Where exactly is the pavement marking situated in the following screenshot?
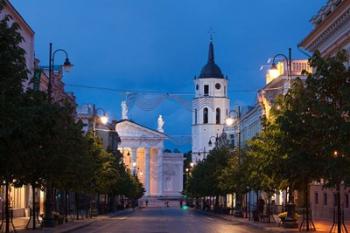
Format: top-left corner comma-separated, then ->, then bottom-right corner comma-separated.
114,217 -> 127,220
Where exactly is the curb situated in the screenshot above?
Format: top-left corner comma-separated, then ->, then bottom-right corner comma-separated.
193,209 -> 280,233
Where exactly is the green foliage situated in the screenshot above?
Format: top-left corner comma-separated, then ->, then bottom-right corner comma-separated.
305,51 -> 350,187
187,147 -> 230,197
0,1 -> 28,181
187,50 -> 350,204
219,150 -> 246,195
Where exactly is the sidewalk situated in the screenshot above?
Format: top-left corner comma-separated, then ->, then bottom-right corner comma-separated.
9,209 -> 134,233
195,209 -> 349,233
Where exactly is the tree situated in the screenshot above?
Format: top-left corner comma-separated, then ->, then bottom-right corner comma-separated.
305,51 -> 350,233
186,147 -> 230,210
219,149 -> 247,213
0,1 -> 28,231
16,90 -> 90,226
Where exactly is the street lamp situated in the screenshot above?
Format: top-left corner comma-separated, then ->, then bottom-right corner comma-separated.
228,107 -> 241,162
91,105 -> 109,137
226,107 -> 243,217
43,43 -> 73,228
47,43 -> 73,101
269,48 -> 292,89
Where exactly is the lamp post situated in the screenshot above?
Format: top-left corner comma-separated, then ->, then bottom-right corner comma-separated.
269,50 -> 298,228
226,106 -> 241,163
43,43 -> 73,228
77,104 -> 109,216
90,104 -> 109,138
268,48 -> 292,91
225,106 -> 243,217
47,43 -> 73,101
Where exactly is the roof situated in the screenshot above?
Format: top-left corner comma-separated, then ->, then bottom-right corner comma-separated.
198,41 -> 224,79
116,119 -> 167,138
298,0 -> 350,53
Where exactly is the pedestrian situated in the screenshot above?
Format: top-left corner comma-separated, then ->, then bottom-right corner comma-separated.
145,199 -> 149,207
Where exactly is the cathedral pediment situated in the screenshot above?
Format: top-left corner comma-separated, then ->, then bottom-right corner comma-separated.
116,120 -> 166,139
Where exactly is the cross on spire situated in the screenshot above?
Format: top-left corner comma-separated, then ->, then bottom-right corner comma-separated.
208,27 -> 215,42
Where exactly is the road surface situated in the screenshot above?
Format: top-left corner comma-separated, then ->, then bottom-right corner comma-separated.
74,207 -> 265,233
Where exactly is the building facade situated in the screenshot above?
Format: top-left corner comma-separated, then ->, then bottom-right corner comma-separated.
192,41 -> 230,163
299,0 -> 350,219
0,0 -> 76,218
299,0 -> 350,57
224,59 -> 310,210
0,0 -> 35,90
116,120 -> 183,198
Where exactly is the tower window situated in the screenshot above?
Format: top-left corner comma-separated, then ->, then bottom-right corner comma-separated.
215,83 -> 221,89
196,84 -> 199,90
216,108 -> 221,124
194,109 -> 198,124
203,108 -> 208,124
315,192 -> 319,205
324,193 -> 328,206
204,85 -> 209,96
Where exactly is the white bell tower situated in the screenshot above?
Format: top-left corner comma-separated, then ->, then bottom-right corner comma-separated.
192,40 -> 230,163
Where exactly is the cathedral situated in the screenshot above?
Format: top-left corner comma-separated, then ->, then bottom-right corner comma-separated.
192,41 -> 230,163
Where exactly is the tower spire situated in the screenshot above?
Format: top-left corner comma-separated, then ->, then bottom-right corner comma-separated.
208,41 -> 215,63
208,27 -> 215,63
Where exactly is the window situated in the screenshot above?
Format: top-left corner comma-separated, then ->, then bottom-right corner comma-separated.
203,108 -> 208,124
334,193 -> 338,207
204,85 -> 209,96
315,192 -> 319,205
216,108 -> 221,124
324,193 -> 328,206
196,84 -> 199,90
215,83 -> 221,89
224,86 -> 226,96
194,109 -> 197,124
346,194 -> 349,208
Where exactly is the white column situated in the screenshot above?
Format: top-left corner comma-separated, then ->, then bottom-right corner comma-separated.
157,148 -> 163,196
131,147 -> 137,175
145,148 -> 150,196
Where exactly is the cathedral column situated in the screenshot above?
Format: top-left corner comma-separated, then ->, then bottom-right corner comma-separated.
157,147 -> 163,196
131,147 -> 137,175
145,147 -> 151,196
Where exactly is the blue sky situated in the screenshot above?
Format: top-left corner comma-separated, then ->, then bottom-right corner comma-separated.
12,0 -> 325,151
